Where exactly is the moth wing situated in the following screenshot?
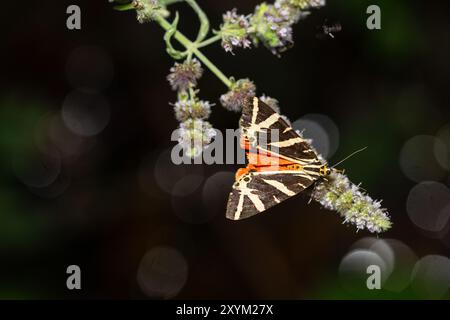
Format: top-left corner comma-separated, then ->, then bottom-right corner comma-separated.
226,170 -> 317,220
240,97 -> 320,164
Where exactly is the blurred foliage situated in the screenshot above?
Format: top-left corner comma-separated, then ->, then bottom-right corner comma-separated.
0,96 -> 50,250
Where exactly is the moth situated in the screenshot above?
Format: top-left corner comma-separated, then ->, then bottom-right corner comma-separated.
226,97 -> 333,220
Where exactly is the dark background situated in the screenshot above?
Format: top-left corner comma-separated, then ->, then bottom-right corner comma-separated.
1,0 -> 449,299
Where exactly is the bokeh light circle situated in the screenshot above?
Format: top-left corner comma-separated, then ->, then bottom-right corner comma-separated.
349,237 -> 394,280
292,114 -> 339,159
202,171 -> 235,219
339,249 -> 388,294
367,239 -> 395,276
440,221 -> 450,249
171,174 -> 204,197
48,114 -> 94,157
410,255 -> 450,299
150,149 -> 204,195
348,237 -> 418,292
436,124 -> 450,170
137,246 -> 188,299
12,150 -> 61,188
399,135 -> 446,182
62,90 -> 110,137
28,172 -> 71,198
382,239 -> 418,292
406,181 -> 450,232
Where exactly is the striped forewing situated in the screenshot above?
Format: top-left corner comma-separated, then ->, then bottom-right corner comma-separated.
226,170 -> 317,220
240,97 -> 320,163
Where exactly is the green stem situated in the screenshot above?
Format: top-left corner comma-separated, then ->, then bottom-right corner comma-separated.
160,0 -> 184,5
185,0 -> 209,43
161,0 -> 209,44
193,49 -> 231,88
113,3 -> 136,11
197,34 -> 222,48
156,15 -> 232,88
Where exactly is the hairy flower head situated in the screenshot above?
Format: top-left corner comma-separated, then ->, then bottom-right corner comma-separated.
288,0 -> 326,9
312,172 -> 392,233
132,0 -> 169,23
219,9 -> 252,53
220,79 -> 256,112
250,2 -> 299,54
248,0 -> 323,54
176,119 -> 216,158
167,58 -> 203,92
173,99 -> 212,122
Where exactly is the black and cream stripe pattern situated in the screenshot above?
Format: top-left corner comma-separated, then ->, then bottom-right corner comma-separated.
240,97 -> 320,163
226,97 -> 325,220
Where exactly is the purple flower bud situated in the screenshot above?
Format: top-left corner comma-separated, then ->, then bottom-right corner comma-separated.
220,79 -> 256,112
219,9 -> 252,54
173,99 -> 212,122
167,58 -> 203,92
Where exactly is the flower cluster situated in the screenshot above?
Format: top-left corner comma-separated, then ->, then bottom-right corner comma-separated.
311,172 -> 392,233
173,98 -> 212,122
131,0 -> 169,23
289,0 -> 326,10
251,1 -> 300,54
219,9 -> 252,53
175,118 -> 216,158
167,58 -> 203,91
220,78 -> 256,112
167,59 -> 215,158
218,0 -> 326,54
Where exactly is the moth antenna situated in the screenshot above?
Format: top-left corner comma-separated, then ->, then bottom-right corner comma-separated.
331,147 -> 368,168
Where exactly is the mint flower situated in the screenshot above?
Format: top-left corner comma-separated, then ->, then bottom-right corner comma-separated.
220,78 -> 256,112
248,0 -> 325,55
219,9 -> 252,53
289,0 -> 326,9
176,119 -> 216,158
250,2 -> 298,54
132,0 -> 169,23
173,99 -> 212,122
312,172 -> 392,233
167,58 -> 203,92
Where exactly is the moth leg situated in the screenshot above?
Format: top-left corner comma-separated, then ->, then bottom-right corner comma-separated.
308,182 -> 321,204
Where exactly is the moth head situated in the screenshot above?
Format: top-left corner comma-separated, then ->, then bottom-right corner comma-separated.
319,165 -> 332,176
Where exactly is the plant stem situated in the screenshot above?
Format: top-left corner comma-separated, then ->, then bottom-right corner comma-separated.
161,0 -> 209,43
184,0 -> 209,43
160,0 -> 184,5
197,34 -> 222,48
193,48 -> 231,88
155,15 -> 232,88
